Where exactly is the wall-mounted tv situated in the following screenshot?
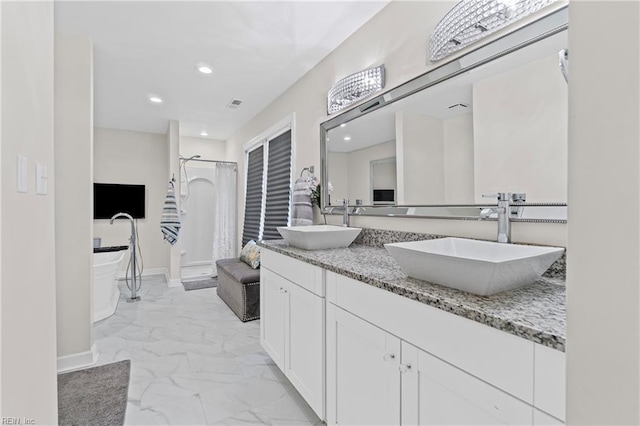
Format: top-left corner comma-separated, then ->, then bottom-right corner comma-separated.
373,189 -> 395,205
94,183 -> 146,219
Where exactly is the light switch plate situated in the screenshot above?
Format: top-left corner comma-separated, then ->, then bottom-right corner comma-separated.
17,155 -> 28,193
36,161 -> 48,195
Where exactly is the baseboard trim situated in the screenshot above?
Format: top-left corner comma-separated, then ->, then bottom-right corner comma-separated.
117,267 -> 168,281
168,278 -> 183,288
57,344 -> 98,373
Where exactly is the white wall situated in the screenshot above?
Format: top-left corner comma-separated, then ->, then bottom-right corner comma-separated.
444,113 -> 474,203
397,112 -> 445,204
473,53 -> 567,203
327,151 -> 348,205
567,1 -> 640,423
328,142 -> 395,205
1,2 -> 58,422
180,136 -> 226,161
226,1 -> 568,248
347,141 -> 395,205
94,128 -> 170,275
54,34 -> 94,360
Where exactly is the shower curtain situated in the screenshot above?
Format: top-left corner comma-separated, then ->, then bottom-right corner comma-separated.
212,163 -> 237,276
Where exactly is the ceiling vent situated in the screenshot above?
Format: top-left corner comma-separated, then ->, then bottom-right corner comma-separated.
448,103 -> 469,110
226,99 -> 243,109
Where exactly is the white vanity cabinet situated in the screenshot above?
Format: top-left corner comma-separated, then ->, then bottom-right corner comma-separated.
260,250 -> 325,418
260,247 -> 566,425
325,270 -> 566,426
324,304 -> 532,426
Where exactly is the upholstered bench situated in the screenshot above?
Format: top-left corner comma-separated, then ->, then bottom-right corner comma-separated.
216,258 -> 260,322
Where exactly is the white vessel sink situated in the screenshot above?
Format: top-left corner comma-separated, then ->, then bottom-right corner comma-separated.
385,238 -> 564,296
277,225 -> 362,250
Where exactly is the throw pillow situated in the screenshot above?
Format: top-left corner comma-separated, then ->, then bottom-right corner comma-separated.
239,240 -> 261,269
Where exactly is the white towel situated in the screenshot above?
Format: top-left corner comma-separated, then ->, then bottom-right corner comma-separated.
292,177 -> 314,226
160,181 -> 181,245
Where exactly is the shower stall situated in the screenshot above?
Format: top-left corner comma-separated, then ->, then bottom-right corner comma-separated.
179,156 -> 237,281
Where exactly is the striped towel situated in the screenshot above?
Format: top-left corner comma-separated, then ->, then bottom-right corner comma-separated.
292,177 -> 313,226
160,181 -> 181,245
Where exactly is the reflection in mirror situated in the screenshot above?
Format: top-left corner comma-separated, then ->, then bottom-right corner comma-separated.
371,156 -> 397,205
324,12 -> 568,222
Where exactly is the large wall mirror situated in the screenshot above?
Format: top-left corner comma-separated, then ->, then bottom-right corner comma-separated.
320,7 -> 568,222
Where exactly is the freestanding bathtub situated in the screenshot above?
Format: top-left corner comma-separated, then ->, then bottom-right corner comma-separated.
93,248 -> 127,322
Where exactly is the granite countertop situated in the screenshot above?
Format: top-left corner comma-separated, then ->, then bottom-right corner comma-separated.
258,240 -> 566,351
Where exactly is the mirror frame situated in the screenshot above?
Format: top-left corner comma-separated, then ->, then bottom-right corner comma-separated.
320,6 -> 568,223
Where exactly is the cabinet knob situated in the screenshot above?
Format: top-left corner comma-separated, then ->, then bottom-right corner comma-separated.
399,364 -> 412,373
383,353 -> 395,362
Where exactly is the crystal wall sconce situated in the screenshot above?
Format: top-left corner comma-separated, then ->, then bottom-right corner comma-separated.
429,0 -> 558,62
327,65 -> 385,114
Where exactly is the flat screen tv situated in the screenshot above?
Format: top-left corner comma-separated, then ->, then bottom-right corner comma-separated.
373,189 -> 395,205
94,183 -> 146,219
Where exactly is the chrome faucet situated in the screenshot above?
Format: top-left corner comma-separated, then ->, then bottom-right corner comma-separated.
110,212 -> 141,302
481,193 -> 512,243
342,198 -> 350,227
353,206 -> 366,215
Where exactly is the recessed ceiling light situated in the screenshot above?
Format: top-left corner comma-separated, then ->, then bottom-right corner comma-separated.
196,64 -> 214,74
340,123 -> 347,128
149,96 -> 163,104
344,136 -> 351,141
200,131 -> 209,137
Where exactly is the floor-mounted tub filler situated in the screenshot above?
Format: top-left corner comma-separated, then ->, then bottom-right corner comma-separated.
110,212 -> 142,303
93,249 -> 127,322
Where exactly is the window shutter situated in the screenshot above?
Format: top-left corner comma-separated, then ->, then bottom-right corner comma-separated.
262,130 -> 292,240
241,145 -> 264,246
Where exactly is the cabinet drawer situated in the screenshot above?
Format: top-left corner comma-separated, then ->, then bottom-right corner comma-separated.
534,344 -> 565,421
262,249 -> 324,296
328,271 -> 534,403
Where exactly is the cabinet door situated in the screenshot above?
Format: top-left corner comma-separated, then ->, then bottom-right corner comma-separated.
327,305 -> 401,425
401,342 -> 533,425
260,268 -> 285,370
285,281 -> 324,418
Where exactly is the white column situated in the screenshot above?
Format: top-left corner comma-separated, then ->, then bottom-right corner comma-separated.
167,120 -> 182,286
54,33 -> 96,369
567,1 -> 640,423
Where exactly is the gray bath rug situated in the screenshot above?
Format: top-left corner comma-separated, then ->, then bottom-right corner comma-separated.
183,276 -> 218,291
58,360 -> 130,426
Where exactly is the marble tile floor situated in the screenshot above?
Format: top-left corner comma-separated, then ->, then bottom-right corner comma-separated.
94,275 -> 322,425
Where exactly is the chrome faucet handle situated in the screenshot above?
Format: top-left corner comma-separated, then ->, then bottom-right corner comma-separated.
482,192 -> 510,201
511,193 -> 526,202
